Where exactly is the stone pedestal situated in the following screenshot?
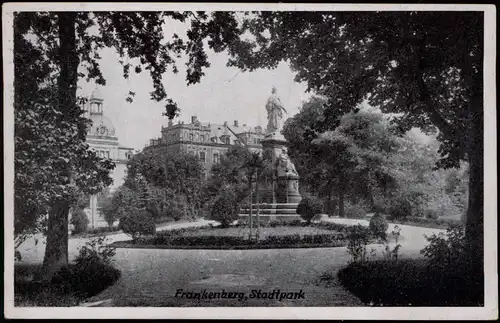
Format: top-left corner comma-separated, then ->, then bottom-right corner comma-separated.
239,133 -> 302,222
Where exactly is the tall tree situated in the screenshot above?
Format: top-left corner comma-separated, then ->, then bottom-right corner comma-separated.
283,97 -> 401,216
215,11 -> 483,266
14,13 -> 114,274
14,11 -> 239,278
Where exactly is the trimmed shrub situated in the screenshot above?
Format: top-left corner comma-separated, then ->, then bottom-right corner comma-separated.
119,209 -> 156,242
338,259 -> 483,306
369,213 -> 389,240
51,262 -> 121,299
210,189 -> 240,227
344,203 -> 367,219
70,208 -> 89,234
51,236 -> 120,299
296,195 -> 323,223
424,208 -> 439,220
388,197 -> 413,220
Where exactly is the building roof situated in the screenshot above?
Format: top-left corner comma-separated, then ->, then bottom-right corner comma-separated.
90,87 -> 104,101
87,113 -> 116,137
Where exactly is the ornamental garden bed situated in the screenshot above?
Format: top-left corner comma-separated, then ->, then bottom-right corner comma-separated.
110,220 -> 360,250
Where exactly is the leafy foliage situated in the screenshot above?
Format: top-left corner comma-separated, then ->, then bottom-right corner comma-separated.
70,208 -> 89,234
118,210 -> 156,242
296,194 -> 323,223
125,150 -> 206,221
210,189 -> 240,228
369,213 -> 389,240
420,224 -> 467,269
75,235 -> 117,267
346,225 -> 372,263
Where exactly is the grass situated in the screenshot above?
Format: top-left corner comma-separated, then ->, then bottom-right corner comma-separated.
337,259 -> 484,306
387,216 -> 462,230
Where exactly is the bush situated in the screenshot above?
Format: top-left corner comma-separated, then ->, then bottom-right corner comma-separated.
388,197 -> 413,220
346,225 -> 372,263
424,208 -> 440,220
70,208 -> 89,234
50,236 -> 120,299
51,262 -> 121,299
87,226 -> 120,235
420,224 -> 467,269
74,235 -> 117,266
210,189 -> 240,227
296,195 -> 323,223
344,203 -> 367,219
369,213 -> 389,240
119,209 -> 156,242
338,259 -> 483,306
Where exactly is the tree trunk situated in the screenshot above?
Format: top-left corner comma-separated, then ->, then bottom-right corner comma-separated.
40,201 -> 70,279
338,191 -> 345,218
41,12 -> 78,281
465,89 -> 483,275
255,169 -> 260,240
248,175 -> 253,240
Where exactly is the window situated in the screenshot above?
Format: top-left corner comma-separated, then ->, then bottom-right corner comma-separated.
200,135 -> 205,142
105,151 -> 110,159
189,133 -> 194,141
213,153 -> 219,164
199,151 -> 206,163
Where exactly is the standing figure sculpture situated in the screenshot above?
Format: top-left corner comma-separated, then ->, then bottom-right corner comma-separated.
266,86 -> 288,136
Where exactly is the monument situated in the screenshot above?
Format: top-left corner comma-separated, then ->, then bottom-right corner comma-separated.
240,87 -> 302,221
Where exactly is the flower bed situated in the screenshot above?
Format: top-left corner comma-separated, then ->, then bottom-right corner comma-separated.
111,221 -> 355,250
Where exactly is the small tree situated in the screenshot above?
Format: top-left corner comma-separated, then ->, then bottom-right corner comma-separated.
118,210 -> 156,242
210,189 -> 240,228
99,194 -> 116,227
296,195 -> 323,223
70,208 -> 90,234
369,212 -> 389,241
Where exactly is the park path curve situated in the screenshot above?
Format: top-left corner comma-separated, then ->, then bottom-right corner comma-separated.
78,217 -> 444,307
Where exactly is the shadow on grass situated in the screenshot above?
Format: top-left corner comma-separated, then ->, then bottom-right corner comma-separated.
336,259 -> 484,306
15,262 -> 121,307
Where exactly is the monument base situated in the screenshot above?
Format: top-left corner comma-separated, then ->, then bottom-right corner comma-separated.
239,203 -> 302,223
239,134 -> 302,222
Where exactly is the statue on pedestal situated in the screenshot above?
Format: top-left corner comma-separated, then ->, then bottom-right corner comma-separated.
266,86 -> 288,136
277,147 -> 298,178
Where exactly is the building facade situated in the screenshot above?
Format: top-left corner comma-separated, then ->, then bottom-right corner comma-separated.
144,116 -> 265,175
83,88 -> 136,228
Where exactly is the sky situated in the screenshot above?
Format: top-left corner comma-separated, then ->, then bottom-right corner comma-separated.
78,18 -> 311,150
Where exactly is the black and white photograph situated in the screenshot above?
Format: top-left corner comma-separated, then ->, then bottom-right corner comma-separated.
3,2 -> 497,320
